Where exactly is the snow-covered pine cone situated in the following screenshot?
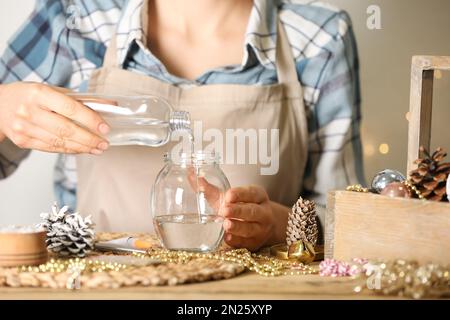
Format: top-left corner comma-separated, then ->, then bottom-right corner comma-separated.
39,203 -> 95,258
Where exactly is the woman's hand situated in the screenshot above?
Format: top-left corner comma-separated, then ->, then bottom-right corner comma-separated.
220,185 -> 281,252
186,171 -> 289,252
0,82 -> 110,154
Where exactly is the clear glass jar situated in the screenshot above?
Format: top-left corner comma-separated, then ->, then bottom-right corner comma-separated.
69,93 -> 191,147
150,151 -> 230,252
447,174 -> 450,200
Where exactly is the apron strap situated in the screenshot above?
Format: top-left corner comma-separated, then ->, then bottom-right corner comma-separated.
275,18 -> 299,85
103,35 -> 120,68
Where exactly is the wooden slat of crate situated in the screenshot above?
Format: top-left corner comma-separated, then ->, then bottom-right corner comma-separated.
326,191 -> 450,265
408,56 -> 450,173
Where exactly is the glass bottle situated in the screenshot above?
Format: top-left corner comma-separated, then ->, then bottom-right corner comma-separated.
70,93 -> 191,147
151,151 -> 230,252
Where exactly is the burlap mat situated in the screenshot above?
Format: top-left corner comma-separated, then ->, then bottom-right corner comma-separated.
0,233 -> 245,289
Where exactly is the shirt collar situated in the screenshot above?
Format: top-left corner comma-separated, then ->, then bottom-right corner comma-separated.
114,0 -> 147,66
114,0 -> 282,69
244,0 -> 280,68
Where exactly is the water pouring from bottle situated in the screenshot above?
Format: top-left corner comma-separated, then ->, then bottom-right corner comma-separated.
70,93 -> 228,252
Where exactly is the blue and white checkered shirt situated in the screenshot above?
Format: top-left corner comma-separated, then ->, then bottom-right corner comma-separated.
0,0 -> 364,210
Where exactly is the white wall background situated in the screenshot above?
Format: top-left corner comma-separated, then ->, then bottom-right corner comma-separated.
0,0 -> 57,225
1,0 -> 449,226
330,0 -> 450,176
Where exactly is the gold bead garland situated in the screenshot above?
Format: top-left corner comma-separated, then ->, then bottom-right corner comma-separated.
14,248 -> 317,290
18,258 -> 128,289
404,179 -> 425,200
19,258 -> 127,274
133,248 -> 318,277
346,184 -> 369,193
346,181 -> 425,200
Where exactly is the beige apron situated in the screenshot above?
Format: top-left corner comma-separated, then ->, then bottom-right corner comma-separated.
76,20 -> 309,232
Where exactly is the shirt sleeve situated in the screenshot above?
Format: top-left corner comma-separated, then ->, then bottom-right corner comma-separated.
0,0 -> 75,179
302,10 -> 365,210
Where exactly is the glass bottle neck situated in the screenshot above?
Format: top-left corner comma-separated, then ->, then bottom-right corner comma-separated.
169,111 -> 191,132
164,151 -> 220,166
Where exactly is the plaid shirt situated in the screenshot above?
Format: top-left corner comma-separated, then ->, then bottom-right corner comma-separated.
0,0 -> 364,210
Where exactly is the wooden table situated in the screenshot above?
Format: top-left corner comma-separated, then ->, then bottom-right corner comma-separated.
0,272 -> 391,300
0,233 -> 395,300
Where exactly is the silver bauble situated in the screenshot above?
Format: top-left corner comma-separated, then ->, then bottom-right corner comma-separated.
371,169 -> 406,193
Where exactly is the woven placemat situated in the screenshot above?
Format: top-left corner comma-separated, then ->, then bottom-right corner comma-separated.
0,233 -> 245,289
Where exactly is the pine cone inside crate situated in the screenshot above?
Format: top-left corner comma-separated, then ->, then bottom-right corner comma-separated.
286,197 -> 318,246
409,147 -> 450,201
39,203 -> 95,257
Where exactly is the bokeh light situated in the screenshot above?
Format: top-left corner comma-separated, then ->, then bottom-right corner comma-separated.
379,143 -> 390,155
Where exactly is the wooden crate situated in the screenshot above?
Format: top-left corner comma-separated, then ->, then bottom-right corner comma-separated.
325,56 -> 450,264
326,191 -> 450,264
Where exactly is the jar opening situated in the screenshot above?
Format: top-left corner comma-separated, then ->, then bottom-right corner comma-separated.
164,151 -> 220,166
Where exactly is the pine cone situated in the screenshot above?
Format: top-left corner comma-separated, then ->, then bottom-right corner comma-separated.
409,147 -> 450,201
39,203 -> 95,257
286,197 -> 318,246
